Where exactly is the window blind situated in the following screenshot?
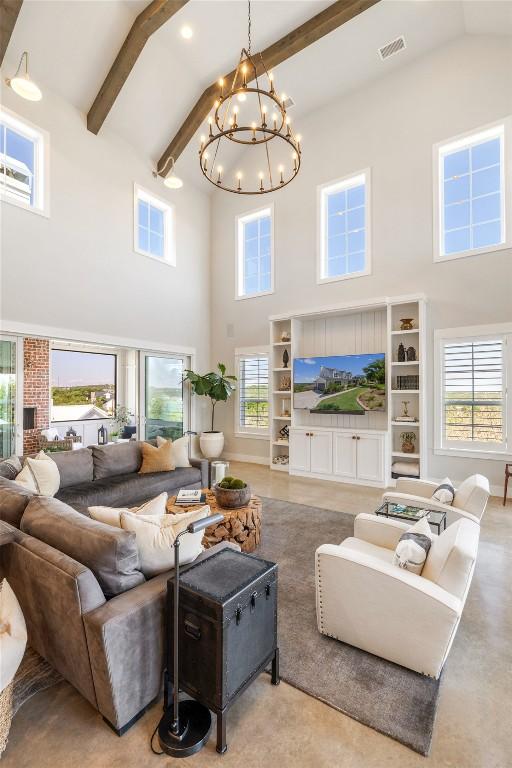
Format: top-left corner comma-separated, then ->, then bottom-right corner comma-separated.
443,338 -> 504,445
238,356 -> 269,430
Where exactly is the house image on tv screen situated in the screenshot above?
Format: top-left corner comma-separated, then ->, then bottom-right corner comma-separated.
293,354 -> 386,414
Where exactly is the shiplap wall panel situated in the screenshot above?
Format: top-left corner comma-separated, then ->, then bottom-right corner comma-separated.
294,309 -> 387,430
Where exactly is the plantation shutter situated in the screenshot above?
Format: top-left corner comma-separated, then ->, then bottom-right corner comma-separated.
238,356 -> 269,431
443,338 -> 505,447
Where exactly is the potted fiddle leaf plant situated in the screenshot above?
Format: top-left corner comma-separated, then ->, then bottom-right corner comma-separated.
183,363 -> 237,459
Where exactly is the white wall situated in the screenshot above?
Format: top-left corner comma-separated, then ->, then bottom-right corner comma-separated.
0,82 -> 211,384
210,35 -> 512,488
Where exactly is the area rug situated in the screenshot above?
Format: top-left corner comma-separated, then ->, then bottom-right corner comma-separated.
256,498 -> 441,756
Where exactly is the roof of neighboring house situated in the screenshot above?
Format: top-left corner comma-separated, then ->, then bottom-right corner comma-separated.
51,404 -> 109,421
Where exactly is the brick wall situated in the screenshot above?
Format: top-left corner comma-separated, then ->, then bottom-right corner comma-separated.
23,338 -> 50,453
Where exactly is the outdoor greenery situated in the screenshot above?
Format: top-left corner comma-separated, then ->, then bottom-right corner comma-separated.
313,386 -> 382,414
241,383 -> 269,428
183,363 -> 237,432
444,391 -> 502,442
52,384 -> 115,410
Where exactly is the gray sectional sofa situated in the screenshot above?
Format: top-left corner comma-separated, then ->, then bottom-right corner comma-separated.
0,441 -> 222,735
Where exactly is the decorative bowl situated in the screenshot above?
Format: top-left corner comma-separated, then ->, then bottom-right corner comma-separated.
213,483 -> 251,509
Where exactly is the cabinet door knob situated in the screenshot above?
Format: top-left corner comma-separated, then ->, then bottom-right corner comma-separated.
310,433 -> 314,437
352,435 -> 356,440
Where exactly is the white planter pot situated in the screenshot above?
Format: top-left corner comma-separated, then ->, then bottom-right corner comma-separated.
200,431 -> 225,459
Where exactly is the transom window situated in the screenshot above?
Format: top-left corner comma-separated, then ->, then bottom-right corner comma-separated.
236,352 -> 269,436
0,107 -> 48,216
318,170 -> 370,283
436,326 -> 511,458
236,207 -> 273,299
134,184 -> 175,265
435,121 -> 510,261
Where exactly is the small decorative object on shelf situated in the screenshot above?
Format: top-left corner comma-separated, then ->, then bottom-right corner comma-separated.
406,346 -> 417,361
280,331 -> 291,342
396,374 -> 419,390
272,454 -> 289,465
110,431 -> 119,443
281,398 -> 291,417
279,374 -> 291,391
400,431 -> 417,454
282,348 -> 289,368
97,425 -> 107,445
400,318 -> 414,331
397,343 -> 406,362
65,425 -> 77,438
279,425 -> 289,441
394,400 -> 417,422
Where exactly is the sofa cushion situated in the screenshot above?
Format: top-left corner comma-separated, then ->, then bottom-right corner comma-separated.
15,451 -> 60,496
453,474 -> 490,518
139,441 -> 175,474
56,466 -> 202,514
91,442 -> 142,480
20,496 -> 145,598
89,492 -> 168,527
422,519 -> 479,599
0,477 -> 36,528
50,448 -> 94,488
0,456 -> 22,480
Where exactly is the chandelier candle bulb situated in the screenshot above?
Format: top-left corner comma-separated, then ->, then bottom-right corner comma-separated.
218,78 -> 224,97
242,63 -> 247,87
217,166 -> 223,185
269,72 -> 275,93
208,116 -> 213,137
261,104 -> 267,128
236,172 -> 242,192
278,165 -> 284,184
251,122 -> 257,142
272,113 -> 278,130
259,172 -> 264,192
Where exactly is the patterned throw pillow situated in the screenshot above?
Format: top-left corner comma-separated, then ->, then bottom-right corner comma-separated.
431,477 -> 455,505
394,517 -> 433,575
0,456 -> 22,480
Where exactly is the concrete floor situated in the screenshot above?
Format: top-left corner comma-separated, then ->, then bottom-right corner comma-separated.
3,463 -> 511,767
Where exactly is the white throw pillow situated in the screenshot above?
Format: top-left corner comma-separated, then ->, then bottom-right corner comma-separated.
0,579 -> 27,692
393,517 -> 433,575
89,492 -> 168,528
156,435 -> 191,468
15,451 -> 60,496
120,504 -> 210,577
431,477 -> 455,505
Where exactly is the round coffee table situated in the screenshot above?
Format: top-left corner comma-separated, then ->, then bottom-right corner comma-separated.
167,488 -> 262,553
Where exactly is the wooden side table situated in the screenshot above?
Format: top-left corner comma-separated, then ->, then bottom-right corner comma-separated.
504,464 -> 512,506
167,489 -> 262,553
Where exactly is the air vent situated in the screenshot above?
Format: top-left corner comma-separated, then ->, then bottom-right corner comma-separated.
378,35 -> 406,61
283,96 -> 295,110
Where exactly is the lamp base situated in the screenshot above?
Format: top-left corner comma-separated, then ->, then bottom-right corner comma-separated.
158,700 -> 212,758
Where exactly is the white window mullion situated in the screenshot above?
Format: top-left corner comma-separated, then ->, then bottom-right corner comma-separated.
236,352 -> 269,437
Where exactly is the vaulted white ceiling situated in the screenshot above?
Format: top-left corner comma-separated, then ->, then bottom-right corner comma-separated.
3,0 -> 511,188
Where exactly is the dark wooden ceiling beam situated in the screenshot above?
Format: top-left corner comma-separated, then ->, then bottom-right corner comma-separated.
0,0 -> 23,66
87,0 -> 189,135
157,0 -> 380,174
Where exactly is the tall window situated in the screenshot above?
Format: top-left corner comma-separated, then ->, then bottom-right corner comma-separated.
436,328 -> 510,456
134,184 -> 175,264
51,350 -> 116,422
236,207 -> 273,298
236,352 -> 269,436
435,121 -> 510,261
0,107 -> 48,216
318,170 -> 370,283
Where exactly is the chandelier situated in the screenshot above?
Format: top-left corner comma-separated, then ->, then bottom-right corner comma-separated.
199,1 -> 302,195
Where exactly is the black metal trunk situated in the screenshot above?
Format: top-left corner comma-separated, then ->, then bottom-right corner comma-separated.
166,548 -> 278,714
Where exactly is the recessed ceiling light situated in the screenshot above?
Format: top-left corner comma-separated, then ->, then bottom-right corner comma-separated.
180,25 -> 193,40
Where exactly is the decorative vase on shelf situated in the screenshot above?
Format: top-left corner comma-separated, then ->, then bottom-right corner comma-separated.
400,318 -> 414,331
199,431 -> 225,459
397,343 -> 406,362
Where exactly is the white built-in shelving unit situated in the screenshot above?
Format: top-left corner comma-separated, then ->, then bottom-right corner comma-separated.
269,294 -> 427,484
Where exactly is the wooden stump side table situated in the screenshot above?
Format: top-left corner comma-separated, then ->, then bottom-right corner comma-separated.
167,489 -> 262,553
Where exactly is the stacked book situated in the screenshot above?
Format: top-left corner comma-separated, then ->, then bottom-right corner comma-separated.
175,489 -> 207,506
396,374 -> 419,390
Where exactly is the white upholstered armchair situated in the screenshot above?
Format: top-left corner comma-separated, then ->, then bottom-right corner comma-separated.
382,474 -> 490,526
315,513 -> 480,678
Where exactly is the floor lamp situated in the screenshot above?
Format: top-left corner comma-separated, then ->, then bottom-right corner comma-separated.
158,512 -> 224,758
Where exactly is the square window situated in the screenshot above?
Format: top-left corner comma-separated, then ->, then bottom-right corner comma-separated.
0,108 -> 48,215
319,172 -> 369,282
436,123 -> 508,260
134,185 -> 175,264
237,208 -> 273,298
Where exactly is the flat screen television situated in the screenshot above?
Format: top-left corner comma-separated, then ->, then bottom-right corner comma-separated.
293,353 -> 386,414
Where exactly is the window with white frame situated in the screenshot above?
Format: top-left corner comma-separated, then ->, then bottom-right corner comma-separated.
236,207 -> 273,298
0,107 -> 49,216
134,184 -> 175,264
436,327 -> 510,456
236,351 -> 269,436
318,170 -> 370,283
435,121 -> 511,261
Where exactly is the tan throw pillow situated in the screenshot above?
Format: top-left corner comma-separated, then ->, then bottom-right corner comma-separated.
120,505 -> 210,577
156,435 -> 191,468
89,492 -> 168,528
15,451 -> 60,496
139,441 -> 175,474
